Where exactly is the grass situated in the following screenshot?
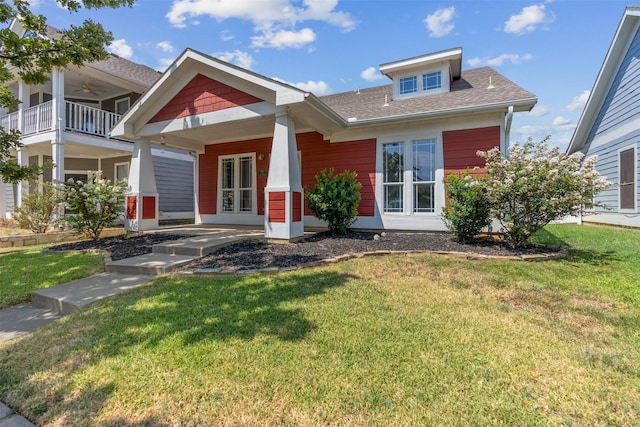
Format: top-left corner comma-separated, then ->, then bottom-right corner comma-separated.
0,247 -> 104,308
0,224 -> 639,425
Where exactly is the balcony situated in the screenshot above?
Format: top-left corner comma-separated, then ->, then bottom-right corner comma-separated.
0,100 -> 125,140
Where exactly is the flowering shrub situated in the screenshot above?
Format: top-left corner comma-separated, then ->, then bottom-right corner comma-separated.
442,170 -> 491,243
12,182 -> 58,234
58,173 -> 127,240
305,168 -> 362,235
477,136 -> 611,248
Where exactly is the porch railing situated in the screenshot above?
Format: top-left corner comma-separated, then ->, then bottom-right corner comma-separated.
0,100 -> 123,139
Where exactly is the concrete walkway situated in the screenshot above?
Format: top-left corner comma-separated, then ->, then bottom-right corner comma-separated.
0,225 -> 264,426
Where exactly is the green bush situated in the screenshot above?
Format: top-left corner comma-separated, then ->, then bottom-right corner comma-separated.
59,173 -> 127,240
12,182 -> 58,234
442,171 -> 491,243
305,168 -> 362,235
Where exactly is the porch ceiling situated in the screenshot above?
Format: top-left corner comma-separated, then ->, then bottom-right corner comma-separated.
19,140 -> 132,159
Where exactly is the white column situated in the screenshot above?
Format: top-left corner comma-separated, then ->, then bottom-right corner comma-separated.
264,110 -> 304,240
125,139 -> 159,231
51,68 -> 65,186
16,148 -> 29,207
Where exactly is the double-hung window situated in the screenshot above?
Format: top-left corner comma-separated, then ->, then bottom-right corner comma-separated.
220,154 -> 255,214
382,139 -> 437,214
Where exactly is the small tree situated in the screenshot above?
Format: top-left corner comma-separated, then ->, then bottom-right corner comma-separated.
305,168 -> 362,235
477,136 -> 611,248
58,173 -> 127,240
442,170 -> 491,243
12,182 -> 58,233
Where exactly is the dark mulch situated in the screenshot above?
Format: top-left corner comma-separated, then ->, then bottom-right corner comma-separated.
188,231 -> 561,271
47,233 -> 197,261
47,230 -> 562,270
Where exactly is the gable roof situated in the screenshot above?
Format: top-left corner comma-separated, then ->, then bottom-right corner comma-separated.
320,66 -> 536,124
567,5 -> 640,154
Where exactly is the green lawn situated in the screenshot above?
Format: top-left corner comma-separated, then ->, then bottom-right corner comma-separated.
0,247 -> 104,309
1,224 -> 639,425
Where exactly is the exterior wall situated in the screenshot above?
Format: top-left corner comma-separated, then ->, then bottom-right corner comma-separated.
149,74 -> 262,123
442,126 -> 499,176
580,27 -> 640,226
100,155 -> 130,183
153,154 -> 195,216
198,132 -> 376,225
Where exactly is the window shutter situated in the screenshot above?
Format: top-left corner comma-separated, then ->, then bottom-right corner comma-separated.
620,148 -> 636,210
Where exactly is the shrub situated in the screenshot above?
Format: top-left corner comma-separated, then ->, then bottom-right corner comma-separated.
442,170 -> 491,243
12,182 -> 58,234
58,173 -> 127,240
305,168 -> 362,235
477,136 -> 611,248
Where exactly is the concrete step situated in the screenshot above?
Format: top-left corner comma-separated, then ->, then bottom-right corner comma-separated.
105,253 -> 198,275
31,273 -> 152,316
152,235 -> 258,256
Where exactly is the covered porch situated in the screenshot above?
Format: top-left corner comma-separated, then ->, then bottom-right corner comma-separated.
111,49 -> 345,241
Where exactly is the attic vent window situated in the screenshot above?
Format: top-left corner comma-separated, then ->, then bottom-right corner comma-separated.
399,76 -> 417,94
423,72 -> 441,90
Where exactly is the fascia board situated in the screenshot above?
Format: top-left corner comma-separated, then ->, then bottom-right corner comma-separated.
568,8 -> 640,154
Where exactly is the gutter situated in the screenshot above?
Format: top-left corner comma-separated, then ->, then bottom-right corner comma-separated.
505,105 -> 514,151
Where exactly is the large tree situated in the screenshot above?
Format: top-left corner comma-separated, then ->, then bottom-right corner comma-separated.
0,0 -> 133,183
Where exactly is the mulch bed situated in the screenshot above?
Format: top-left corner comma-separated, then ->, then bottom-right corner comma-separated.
47,230 -> 564,269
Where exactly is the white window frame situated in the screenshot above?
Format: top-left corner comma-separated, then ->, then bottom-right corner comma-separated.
379,136 -> 442,216
399,76 -> 417,95
217,153 -> 257,215
618,144 -> 637,212
423,71 -> 442,91
114,162 -> 129,182
115,97 -> 130,115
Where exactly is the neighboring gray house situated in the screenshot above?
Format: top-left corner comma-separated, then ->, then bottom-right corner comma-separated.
0,20 -> 194,221
568,5 -> 640,227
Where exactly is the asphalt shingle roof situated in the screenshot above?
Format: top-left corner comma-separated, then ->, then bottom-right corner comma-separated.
320,67 -> 536,122
87,55 -> 161,88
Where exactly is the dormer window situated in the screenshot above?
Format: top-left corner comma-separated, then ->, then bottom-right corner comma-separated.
399,76 -> 417,95
423,72 -> 441,91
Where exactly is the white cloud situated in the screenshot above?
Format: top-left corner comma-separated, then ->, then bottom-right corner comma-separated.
566,90 -> 590,111
273,77 -> 332,95
156,41 -> 174,53
552,116 -> 571,126
251,27 -> 316,49
424,6 -> 455,38
157,58 -> 175,72
528,105 -> 549,117
108,39 -> 133,59
166,0 -> 355,49
361,66 -> 384,82
214,50 -> 256,70
466,53 -> 533,67
221,30 -> 234,41
504,4 -> 555,35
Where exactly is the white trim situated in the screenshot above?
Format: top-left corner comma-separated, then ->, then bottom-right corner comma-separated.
114,161 -> 129,182
618,143 -> 637,212
217,152 -> 257,215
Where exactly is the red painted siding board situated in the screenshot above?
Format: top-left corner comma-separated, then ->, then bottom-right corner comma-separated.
443,126 -> 500,174
126,196 -> 137,220
268,191 -> 286,223
150,74 -> 262,123
293,191 -> 302,222
142,196 -> 156,220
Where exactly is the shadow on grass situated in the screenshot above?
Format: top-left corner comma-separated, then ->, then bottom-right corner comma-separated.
0,270 -> 354,423
89,270 -> 355,353
531,227 -> 619,265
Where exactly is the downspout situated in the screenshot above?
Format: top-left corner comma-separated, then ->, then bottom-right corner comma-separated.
504,105 -> 514,153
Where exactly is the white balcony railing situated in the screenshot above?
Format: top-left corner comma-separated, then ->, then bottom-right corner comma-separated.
0,100 -> 123,139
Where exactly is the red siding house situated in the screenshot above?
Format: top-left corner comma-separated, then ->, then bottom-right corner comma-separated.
111,47 -> 537,240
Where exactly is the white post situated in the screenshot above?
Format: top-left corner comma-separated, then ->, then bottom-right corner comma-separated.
51,68 -> 65,186
264,110 -> 304,241
16,148 -> 29,207
125,139 -> 159,231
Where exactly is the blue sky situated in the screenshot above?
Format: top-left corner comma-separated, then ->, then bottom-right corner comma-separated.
32,0 -> 632,151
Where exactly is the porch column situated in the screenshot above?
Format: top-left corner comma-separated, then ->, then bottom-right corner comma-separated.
51,68 -> 65,186
125,138 -> 159,231
264,110 -> 304,241
16,148 -> 28,207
